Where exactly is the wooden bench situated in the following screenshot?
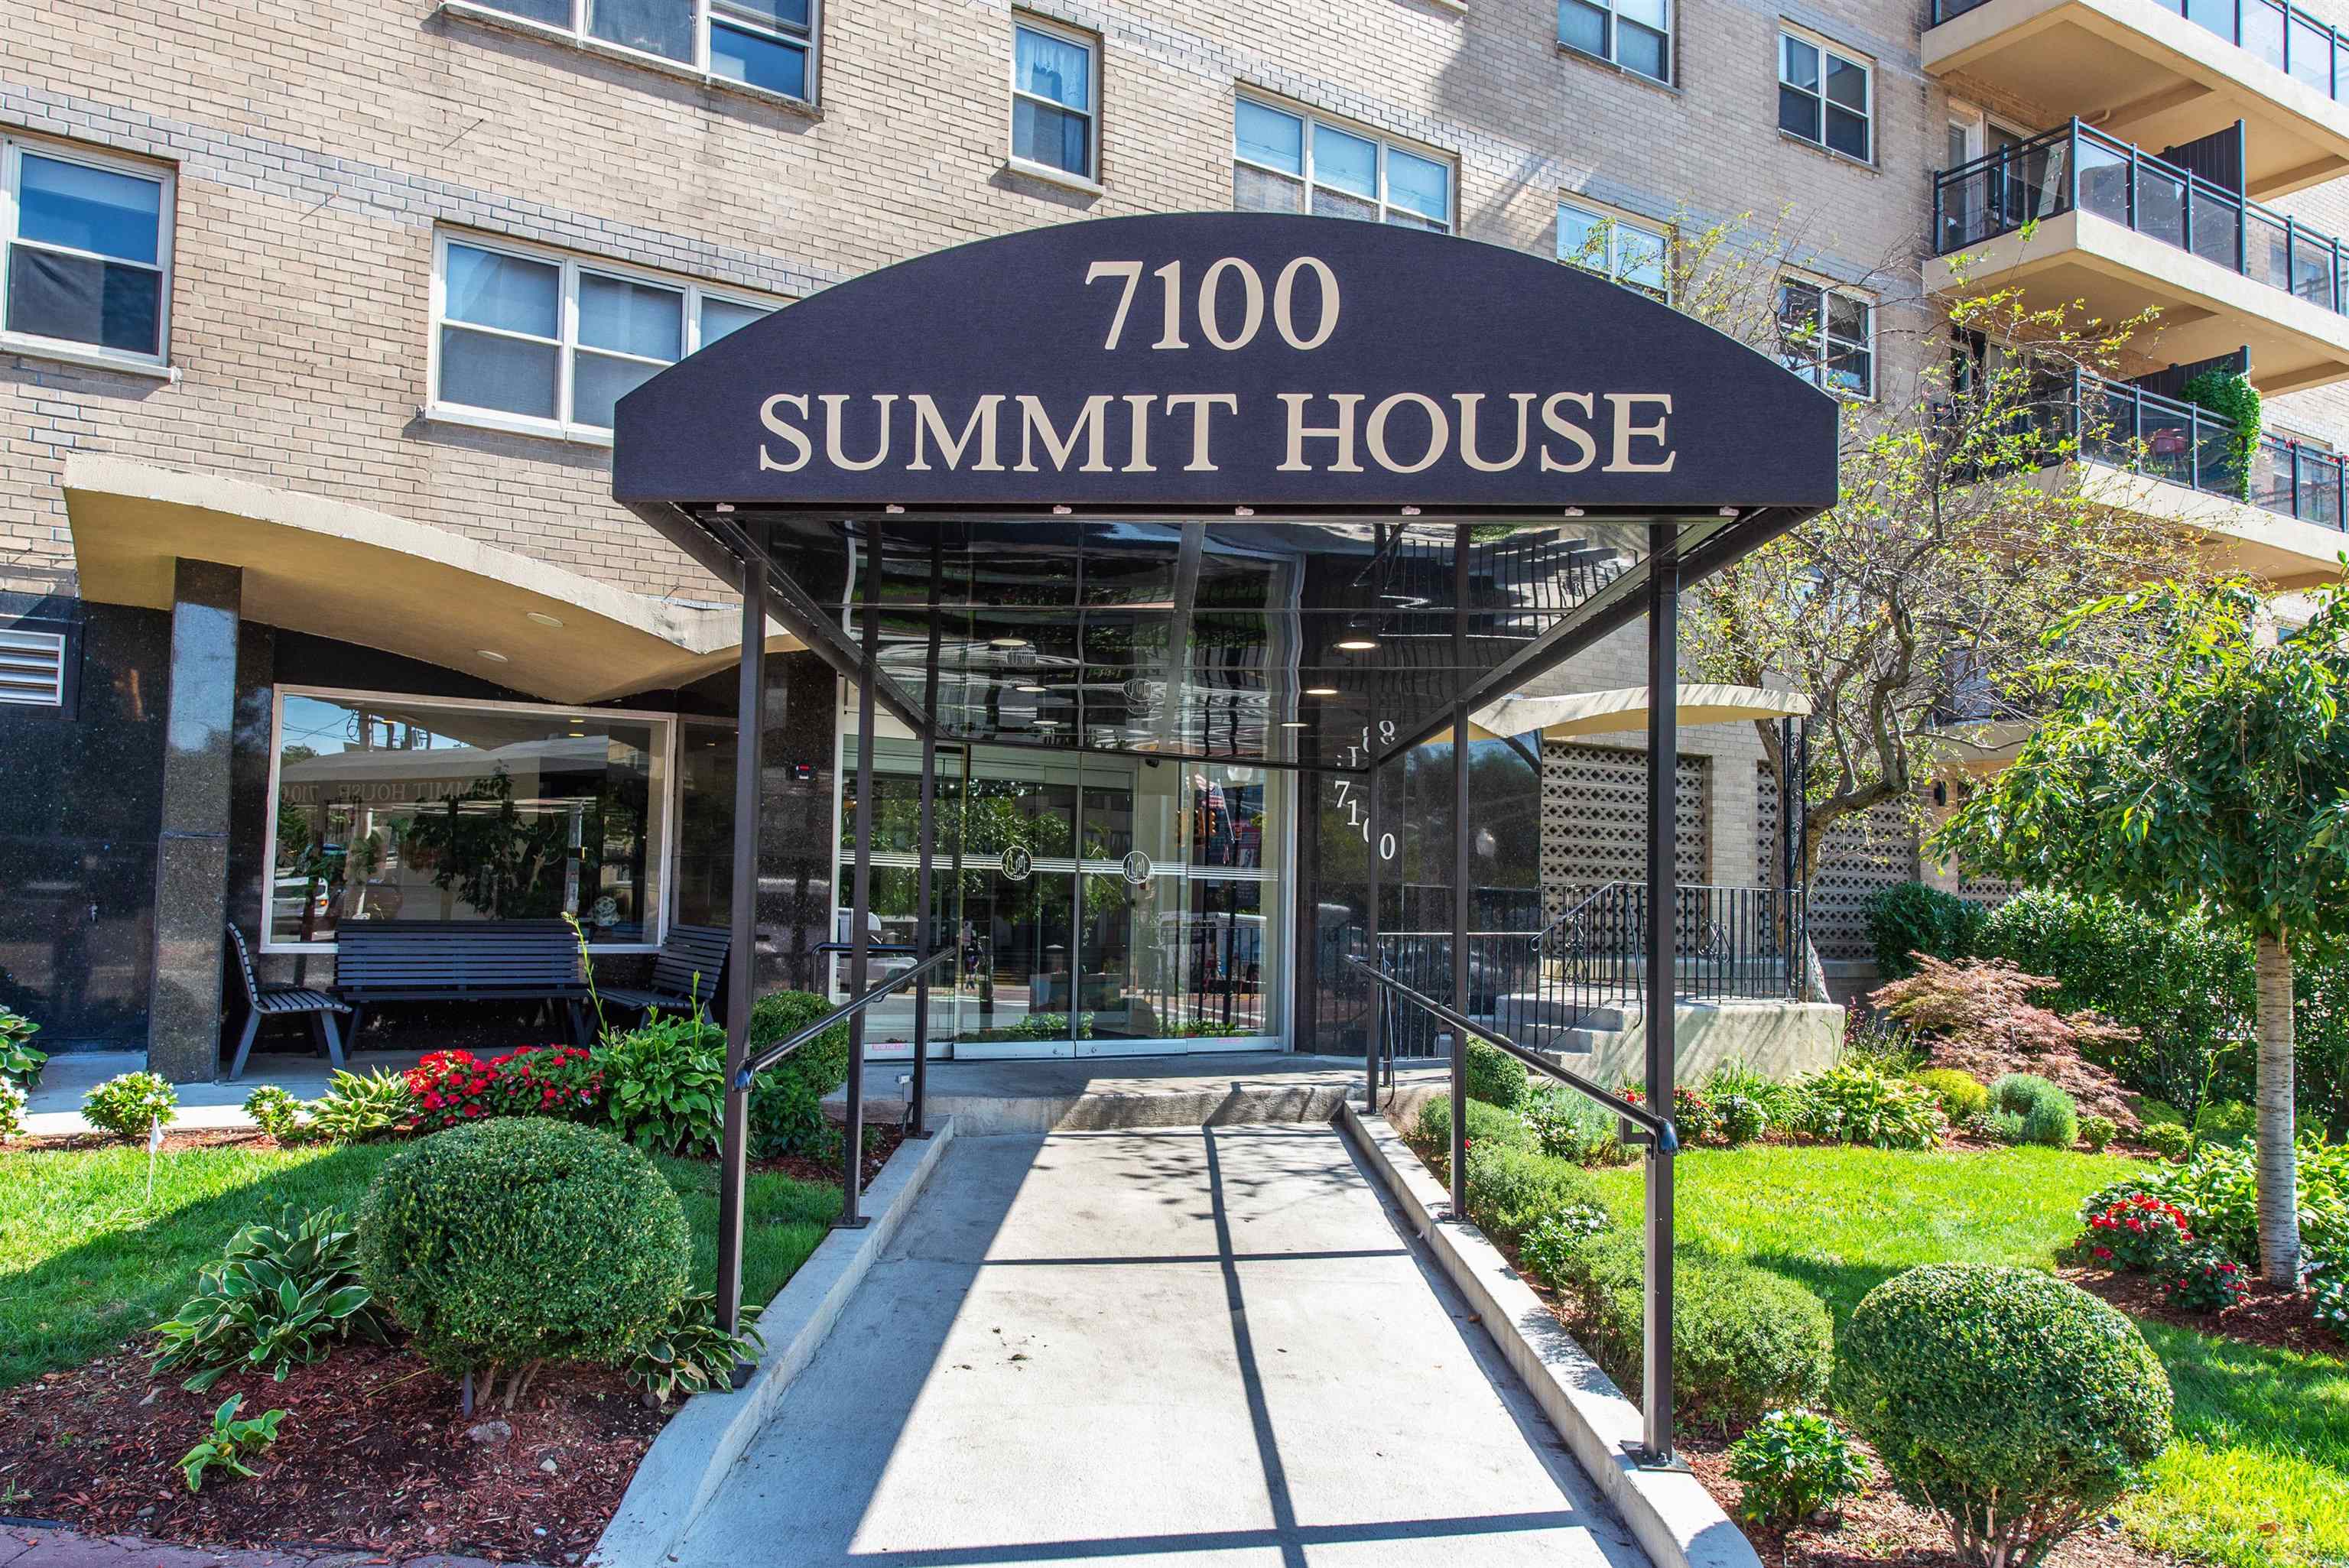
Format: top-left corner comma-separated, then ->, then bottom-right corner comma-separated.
227,924 -> 352,1080
598,923 -> 729,1024
333,920 -> 590,1047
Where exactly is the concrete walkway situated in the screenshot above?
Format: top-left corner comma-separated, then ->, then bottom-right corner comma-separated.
23,1050 -> 427,1138
669,1125 -> 1644,1568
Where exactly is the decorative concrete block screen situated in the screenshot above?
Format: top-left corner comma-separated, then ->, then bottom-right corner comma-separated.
1756,764 -> 1919,961
1539,741 -> 1707,918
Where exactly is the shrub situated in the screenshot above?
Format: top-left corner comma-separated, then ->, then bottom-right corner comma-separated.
1463,1138 -> 1605,1246
2079,1192 -> 2195,1272
746,991 -> 852,1159
1912,1066 -> 1987,1123
179,1397 -> 284,1493
2079,1114 -> 2118,1152
1869,881 -> 1986,980
1522,1087 -> 1626,1165
1707,1058 -> 1802,1130
358,1119 -> 690,1408
0,1078 -> 24,1143
307,1068 -> 415,1143
1413,1093 -> 1535,1166
1727,1409 -> 1871,1529
1465,1037 -> 1530,1110
625,1291 -> 766,1408
0,1003 -> 45,1088
150,1206 -> 391,1391
1668,1086 -> 1720,1144
2193,1100 -> 2256,1145
242,1085 -> 307,1143
1839,1011 -> 1926,1073
1872,956 -> 2138,1066
1792,1060 -> 1945,1149
597,1012 -> 727,1154
83,1070 -> 177,1141
2143,1121 -> 2195,1159
501,1044 -> 603,1122
406,1049 -> 502,1132
1834,1265 -> 2173,1568
1588,1255 -> 1833,1433
1990,1073 -> 2078,1148
1514,1203 -> 1614,1294
1714,1094 -> 1768,1147
2082,1137 -> 2349,1266
2162,1245 -> 2250,1313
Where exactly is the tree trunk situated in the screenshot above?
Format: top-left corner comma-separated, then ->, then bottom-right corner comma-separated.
2255,931 -> 2302,1281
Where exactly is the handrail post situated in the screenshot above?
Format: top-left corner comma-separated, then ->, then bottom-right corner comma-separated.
1447,524 -> 1470,1222
910,544 -> 942,1138
1641,520 -> 1678,1467
715,539 -> 767,1346
840,557 -> 879,1229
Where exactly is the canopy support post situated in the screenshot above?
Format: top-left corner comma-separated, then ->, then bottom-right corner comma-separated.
1447,523 -> 1470,1222
1640,520 -> 1679,1468
911,544 -> 942,1138
839,554 -> 878,1229
715,537 -> 766,1348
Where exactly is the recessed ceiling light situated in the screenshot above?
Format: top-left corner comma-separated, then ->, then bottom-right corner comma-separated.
1280,720 -> 1309,729
525,612 -> 565,628
1015,683 -> 1049,693
1304,687 -> 1339,697
476,649 -> 509,663
1335,638 -> 1378,652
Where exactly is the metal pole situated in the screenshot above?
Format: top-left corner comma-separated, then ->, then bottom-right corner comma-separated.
1366,757 -> 1382,1105
911,544 -> 941,1138
1448,524 -> 1470,1222
840,550 -> 879,1228
715,540 -> 767,1345
1642,521 -> 1678,1466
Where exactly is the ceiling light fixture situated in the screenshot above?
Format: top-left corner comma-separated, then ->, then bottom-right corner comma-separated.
1304,687 -> 1339,697
526,612 -> 564,628
476,649 -> 510,663
1335,637 -> 1377,652
989,636 -> 1028,649
1015,683 -> 1048,693
1279,720 -> 1308,729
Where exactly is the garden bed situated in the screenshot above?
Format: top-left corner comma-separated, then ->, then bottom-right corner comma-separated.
2061,1264 -> 2346,1358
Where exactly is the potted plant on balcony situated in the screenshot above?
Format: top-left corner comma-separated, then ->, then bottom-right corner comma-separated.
2178,369 -> 2262,502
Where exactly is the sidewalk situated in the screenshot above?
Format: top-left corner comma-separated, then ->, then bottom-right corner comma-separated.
22,1052 -> 427,1138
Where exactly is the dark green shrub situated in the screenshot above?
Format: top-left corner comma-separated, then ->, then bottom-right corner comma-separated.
1869,882 -> 1986,980
1462,1139 -> 1604,1245
1522,1086 -> 1629,1164
1912,1066 -> 1987,1123
2192,1100 -> 2255,1145
1990,1073 -> 2078,1148
359,1120 -> 690,1407
1465,1038 -> 1530,1110
1589,1255 -> 1833,1433
1412,1093 -> 1535,1163
747,990 -> 852,1159
2143,1120 -> 2195,1159
597,1013 -> 727,1154
1516,1203 -> 1614,1292
1727,1409 -> 1870,1528
1834,1265 -> 2172,1568
2079,1114 -> 2118,1152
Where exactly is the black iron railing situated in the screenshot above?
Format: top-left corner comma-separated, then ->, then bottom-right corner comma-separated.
1933,119 -> 2349,314
1930,0 -> 2349,102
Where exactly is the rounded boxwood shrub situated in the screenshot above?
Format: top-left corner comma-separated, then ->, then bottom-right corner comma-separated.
1589,1254 -> 1832,1433
747,990 -> 852,1159
358,1119 -> 690,1404
1464,1038 -> 1530,1110
1834,1264 -> 2172,1567
1912,1067 -> 1988,1124
1990,1073 -> 2078,1148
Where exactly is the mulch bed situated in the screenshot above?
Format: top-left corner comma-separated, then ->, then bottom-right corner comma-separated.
756,1122 -> 904,1190
2061,1264 -> 2346,1356
0,1342 -> 663,1563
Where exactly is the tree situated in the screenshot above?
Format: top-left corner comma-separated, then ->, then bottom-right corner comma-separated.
1935,580 -> 2349,1277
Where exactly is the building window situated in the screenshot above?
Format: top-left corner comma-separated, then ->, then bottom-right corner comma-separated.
1778,32 -> 1871,162
1232,98 -> 1453,232
1558,0 -> 1670,83
264,688 -> 676,950
1011,18 -> 1098,181
2,139 -> 171,366
460,0 -> 816,103
1776,277 -> 1874,397
429,233 -> 773,441
1557,200 -> 1670,299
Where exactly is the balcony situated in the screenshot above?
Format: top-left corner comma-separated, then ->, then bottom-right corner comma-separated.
1931,121 -> 2349,393
1925,0 -> 2349,197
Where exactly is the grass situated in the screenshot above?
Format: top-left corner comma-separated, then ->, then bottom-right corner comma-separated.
0,1137 -> 840,1390
1582,1144 -> 2349,1568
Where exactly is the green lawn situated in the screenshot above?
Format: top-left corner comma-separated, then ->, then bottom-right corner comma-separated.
0,1139 -> 838,1390
1585,1145 -> 2349,1568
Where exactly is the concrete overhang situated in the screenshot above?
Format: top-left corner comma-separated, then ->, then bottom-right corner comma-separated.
1452,683 -> 1811,745
1924,0 -> 2349,197
60,455 -> 798,705
2074,459 -> 2349,584
1929,209 -> 2349,394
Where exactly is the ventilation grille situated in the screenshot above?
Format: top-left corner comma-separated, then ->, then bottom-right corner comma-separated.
0,628 -> 67,707
1538,740 -> 1708,917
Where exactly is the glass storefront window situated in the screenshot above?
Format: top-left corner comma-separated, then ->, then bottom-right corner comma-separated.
267,690 -> 668,947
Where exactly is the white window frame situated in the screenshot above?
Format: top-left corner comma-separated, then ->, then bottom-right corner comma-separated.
0,136 -> 174,374
1008,15 -> 1102,190
1231,94 -> 1457,234
441,0 -> 819,108
427,229 -> 776,446
1778,28 -> 1873,164
261,685 -> 684,956
1556,197 -> 1672,300
1557,0 -> 1672,85
1776,274 -> 1876,400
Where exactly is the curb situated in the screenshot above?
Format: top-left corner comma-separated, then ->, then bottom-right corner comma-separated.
589,1119 -> 957,1568
1337,1102 -> 1763,1568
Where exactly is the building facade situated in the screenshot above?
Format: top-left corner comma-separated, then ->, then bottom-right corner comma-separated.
3,0 -> 2342,1068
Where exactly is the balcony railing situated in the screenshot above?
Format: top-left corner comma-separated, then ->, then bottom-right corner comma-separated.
1931,0 -> 2349,102
2060,368 -> 2349,528
1933,119 -> 2349,314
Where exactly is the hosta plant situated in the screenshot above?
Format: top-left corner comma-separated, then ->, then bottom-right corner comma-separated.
307,1067 -> 416,1143
83,1070 -> 177,1141
179,1396 -> 284,1492
0,1077 -> 24,1142
1727,1408 -> 1871,1529
151,1206 -> 392,1391
596,1012 -> 726,1154
625,1291 -> 765,1407
0,1003 -> 44,1087
1791,1061 -> 1945,1150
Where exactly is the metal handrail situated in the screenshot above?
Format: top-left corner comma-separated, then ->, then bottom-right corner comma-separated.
1931,0 -> 2349,103
1346,953 -> 1675,1146
733,943 -> 962,1089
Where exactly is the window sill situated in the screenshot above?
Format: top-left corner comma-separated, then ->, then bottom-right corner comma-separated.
1002,157 -> 1106,196
1555,43 -> 1679,95
438,0 -> 824,119
1,336 -> 179,382
1414,0 -> 1470,15
1777,130 -> 1878,174
422,402 -> 616,449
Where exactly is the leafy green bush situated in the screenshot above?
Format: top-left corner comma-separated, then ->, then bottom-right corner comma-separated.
2082,1136 -> 2349,1266
1464,1038 -> 1530,1110
243,1085 -> 307,1143
2080,1113 -> 2118,1152
307,1068 -> 415,1143
1834,1265 -> 2173,1568
1990,1073 -> 2078,1148
1463,1138 -> 1606,1246
0,1078 -> 24,1143
625,1291 -> 766,1407
1706,1058 -> 1802,1130
2143,1120 -> 2195,1159
2162,1244 -> 2250,1312
1412,1093 -> 1535,1164
151,1206 -> 391,1391
1714,1094 -> 1768,1147
1839,1012 -> 1926,1073
1869,882 -> 1986,979
83,1070 -> 177,1141
1522,1086 -> 1627,1164
1912,1066 -> 1987,1123
1727,1409 -> 1871,1528
597,1012 -> 727,1154
0,1003 -> 45,1088
1514,1203 -> 1614,1293
358,1120 -> 690,1408
746,990 -> 852,1159
1585,1250 -> 1833,1433
2193,1100 -> 2255,1145
2179,368 -> 2262,499
179,1397 -> 284,1492
1792,1061 -> 1945,1149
